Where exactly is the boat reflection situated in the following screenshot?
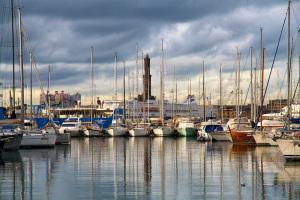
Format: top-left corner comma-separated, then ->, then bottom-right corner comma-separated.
0,138 -> 299,199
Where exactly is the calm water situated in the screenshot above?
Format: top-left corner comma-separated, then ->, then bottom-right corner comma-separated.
0,138 -> 299,200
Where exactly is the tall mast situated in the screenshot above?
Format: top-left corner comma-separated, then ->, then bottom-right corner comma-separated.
189,79 -> 191,118
254,59 -> 258,122
298,28 -> 300,104
114,52 -> 118,101
136,43 -> 139,101
30,48 -> 33,118
11,0 -> 16,112
260,48 -> 265,132
250,47 -> 253,121
259,27 -> 263,131
238,51 -> 241,122
123,61 -> 126,122
287,0 -> 291,130
134,43 -> 139,122
202,60 -> 206,121
160,39 -> 165,125
90,46 -> 94,121
172,66 -> 175,119
48,65 -> 51,118
18,8 -> 24,119
236,49 -> 241,125
220,63 -> 223,122
198,64 -> 201,116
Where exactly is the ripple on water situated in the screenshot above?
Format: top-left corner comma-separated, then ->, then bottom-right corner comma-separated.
0,138 -> 299,199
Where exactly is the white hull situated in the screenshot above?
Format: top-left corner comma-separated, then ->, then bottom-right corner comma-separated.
153,127 -> 173,137
59,128 -> 81,137
56,133 -> 71,144
21,133 -> 57,147
83,129 -> 103,137
107,127 -> 128,136
128,128 -> 148,137
277,139 -> 300,159
253,133 -> 278,146
197,130 -> 210,141
210,132 -> 231,141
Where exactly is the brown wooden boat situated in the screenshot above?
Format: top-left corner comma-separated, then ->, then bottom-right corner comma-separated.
229,128 -> 255,144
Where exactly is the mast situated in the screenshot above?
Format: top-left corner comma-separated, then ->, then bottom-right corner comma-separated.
123,61 -> 126,122
260,48 -> 265,132
250,47 -> 254,121
30,48 -> 33,118
90,46 -> 94,122
254,59 -> 258,122
298,29 -> 300,105
48,65 -> 51,119
259,27 -> 263,131
11,0 -> 16,112
202,60 -> 206,121
172,66 -> 175,119
287,0 -> 291,130
147,62 -> 150,121
236,49 -> 241,126
160,39 -> 165,125
220,63 -> 223,122
18,8 -> 24,119
189,79 -> 192,118
135,44 -> 139,122
114,52 -> 118,101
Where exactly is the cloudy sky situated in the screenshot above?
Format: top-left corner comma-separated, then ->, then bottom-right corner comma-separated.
0,0 -> 300,105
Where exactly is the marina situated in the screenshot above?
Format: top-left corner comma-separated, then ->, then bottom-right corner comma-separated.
0,0 -> 300,199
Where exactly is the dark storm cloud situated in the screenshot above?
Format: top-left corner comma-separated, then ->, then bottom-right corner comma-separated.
1,0 -> 299,102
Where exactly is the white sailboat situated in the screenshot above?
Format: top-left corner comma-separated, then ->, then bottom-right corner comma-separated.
277,1 -> 300,159
108,53 -> 128,136
16,10 -> 56,148
153,39 -> 173,137
129,47 -> 148,137
83,47 -> 103,137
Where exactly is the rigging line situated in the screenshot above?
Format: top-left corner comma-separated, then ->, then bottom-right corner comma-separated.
279,67 -> 287,96
258,9 -> 287,123
292,78 -> 300,103
243,81 -> 251,106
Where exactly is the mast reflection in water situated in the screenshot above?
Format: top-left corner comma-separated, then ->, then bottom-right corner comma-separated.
0,138 -> 299,199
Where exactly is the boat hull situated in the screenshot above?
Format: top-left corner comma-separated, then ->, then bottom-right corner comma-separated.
128,128 -> 148,137
83,129 -> 103,137
177,127 -> 197,137
210,132 -> 231,141
253,133 -> 278,146
59,128 -> 82,137
3,133 -> 23,150
229,129 -> 255,144
107,127 -> 128,136
153,127 -> 173,137
277,139 -> 300,160
56,133 -> 71,144
21,133 -> 57,148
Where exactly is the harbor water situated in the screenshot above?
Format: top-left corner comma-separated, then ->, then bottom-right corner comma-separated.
0,138 -> 299,199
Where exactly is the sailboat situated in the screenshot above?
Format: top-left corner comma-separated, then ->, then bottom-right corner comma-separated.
153,39 -> 173,137
108,53 -> 128,136
129,48 -> 149,137
17,11 -> 56,147
276,1 -> 300,160
177,80 -> 197,137
0,3 -> 23,151
228,49 -> 255,144
83,47 -> 103,137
